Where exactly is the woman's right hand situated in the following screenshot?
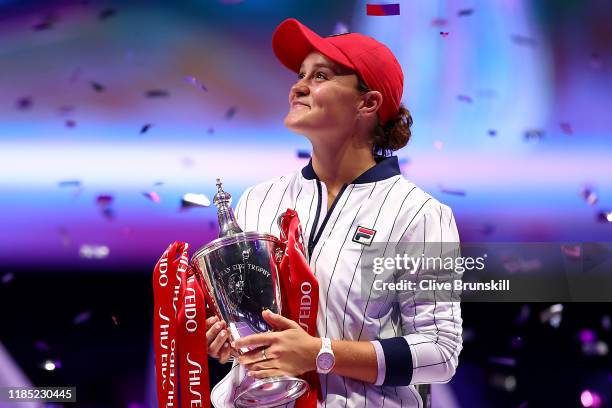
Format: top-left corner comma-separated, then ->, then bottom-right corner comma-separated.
206,315 -> 233,364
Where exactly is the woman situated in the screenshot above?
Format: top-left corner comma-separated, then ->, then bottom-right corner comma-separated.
206,18 -> 462,407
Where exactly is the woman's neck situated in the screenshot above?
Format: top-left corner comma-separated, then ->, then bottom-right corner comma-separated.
310,142 -> 376,195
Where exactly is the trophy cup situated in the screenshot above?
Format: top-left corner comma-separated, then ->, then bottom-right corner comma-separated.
191,179 -> 309,408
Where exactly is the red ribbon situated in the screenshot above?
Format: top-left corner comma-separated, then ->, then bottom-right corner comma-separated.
153,242 -> 210,408
278,209 -> 322,406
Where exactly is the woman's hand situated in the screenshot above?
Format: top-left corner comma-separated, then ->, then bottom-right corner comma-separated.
234,310 -> 320,379
206,315 -> 233,364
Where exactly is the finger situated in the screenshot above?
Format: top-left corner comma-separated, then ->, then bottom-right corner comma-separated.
210,328 -> 230,355
245,360 -> 279,372
248,368 -> 284,380
234,332 -> 276,350
205,315 -> 219,329
218,343 -> 232,364
262,309 -> 300,331
237,347 -> 273,365
206,321 -> 226,345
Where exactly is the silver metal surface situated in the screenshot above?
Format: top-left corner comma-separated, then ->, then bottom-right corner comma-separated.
190,179 -> 309,407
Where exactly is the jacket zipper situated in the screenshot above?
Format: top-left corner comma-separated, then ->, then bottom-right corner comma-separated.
307,181 -> 348,259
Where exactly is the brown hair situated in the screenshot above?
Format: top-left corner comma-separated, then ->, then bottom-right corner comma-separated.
357,77 -> 413,157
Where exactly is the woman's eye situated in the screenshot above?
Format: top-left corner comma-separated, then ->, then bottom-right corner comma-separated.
316,72 -> 327,79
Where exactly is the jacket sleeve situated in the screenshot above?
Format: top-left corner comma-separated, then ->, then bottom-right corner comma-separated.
371,203 -> 463,386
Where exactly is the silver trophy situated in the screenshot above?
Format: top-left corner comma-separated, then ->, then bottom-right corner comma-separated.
191,179 -> 309,408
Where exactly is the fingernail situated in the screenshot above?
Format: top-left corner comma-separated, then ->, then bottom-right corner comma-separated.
223,343 -> 229,348
212,316 -> 219,321
230,341 -> 236,348
246,371 -> 252,377
220,330 -> 227,337
215,323 -> 222,329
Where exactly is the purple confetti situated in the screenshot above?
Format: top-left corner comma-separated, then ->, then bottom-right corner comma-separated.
98,8 -> 117,20
73,310 -> 92,325
580,187 -> 598,206
1,272 -> 15,284
16,97 -> 33,110
143,191 -> 160,203
102,207 -> 115,220
58,105 -> 75,116
524,129 -> 544,141
184,76 -> 208,92
431,18 -> 448,27
561,244 -> 582,259
579,329 -> 597,344
512,35 -> 537,47
510,336 -> 524,349
488,129 -> 497,137
34,340 -> 50,352
58,180 -> 81,187
297,150 -> 311,159
560,122 -> 573,135
590,53 -> 603,70
90,81 -> 105,92
58,226 -> 71,247
207,127 -> 215,134
32,20 -> 54,31
96,194 -> 114,207
440,31 -> 450,38
69,67 -> 81,83
516,304 -> 530,325
140,124 -> 153,134
458,8 -> 474,16
112,315 -> 119,326
225,106 -> 238,120
439,185 -> 466,196
145,89 -> 170,98
65,119 -> 76,128
602,315 -> 611,331
457,95 -> 473,103
488,356 -> 516,367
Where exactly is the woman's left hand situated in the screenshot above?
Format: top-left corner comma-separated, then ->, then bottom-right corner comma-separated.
234,310 -> 320,379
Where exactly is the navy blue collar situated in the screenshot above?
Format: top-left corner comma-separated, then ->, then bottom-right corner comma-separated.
301,156 -> 401,184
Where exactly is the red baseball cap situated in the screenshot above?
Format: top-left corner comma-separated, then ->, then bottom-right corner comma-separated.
272,18 -> 404,125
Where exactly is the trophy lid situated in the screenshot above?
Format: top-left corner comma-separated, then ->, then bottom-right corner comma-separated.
214,178 -> 243,237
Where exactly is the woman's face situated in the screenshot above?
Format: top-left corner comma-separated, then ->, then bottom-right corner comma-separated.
284,52 -> 362,139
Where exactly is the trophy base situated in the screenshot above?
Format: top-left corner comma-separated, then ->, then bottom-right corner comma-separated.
234,375 -> 309,408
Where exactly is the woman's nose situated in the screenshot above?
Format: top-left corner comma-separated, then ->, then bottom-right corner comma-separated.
290,80 -> 309,98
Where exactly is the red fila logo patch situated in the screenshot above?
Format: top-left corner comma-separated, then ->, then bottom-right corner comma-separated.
352,226 -> 376,246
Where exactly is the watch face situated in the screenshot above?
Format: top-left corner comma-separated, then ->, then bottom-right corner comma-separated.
317,352 -> 334,370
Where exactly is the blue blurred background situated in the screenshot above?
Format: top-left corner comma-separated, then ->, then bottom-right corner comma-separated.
0,0 -> 611,407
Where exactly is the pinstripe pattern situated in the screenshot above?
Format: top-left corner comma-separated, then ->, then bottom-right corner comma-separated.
211,161 -> 462,408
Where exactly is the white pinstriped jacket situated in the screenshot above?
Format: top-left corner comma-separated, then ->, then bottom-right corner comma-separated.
211,156 -> 463,408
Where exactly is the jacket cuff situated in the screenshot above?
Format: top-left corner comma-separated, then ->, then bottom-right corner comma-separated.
378,337 -> 413,386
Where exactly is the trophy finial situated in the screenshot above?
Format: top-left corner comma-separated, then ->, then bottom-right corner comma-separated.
213,178 -> 242,237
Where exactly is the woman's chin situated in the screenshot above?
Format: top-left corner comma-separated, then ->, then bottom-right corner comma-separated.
284,114 -> 309,131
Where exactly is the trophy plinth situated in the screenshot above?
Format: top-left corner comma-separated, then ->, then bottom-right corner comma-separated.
191,179 -> 309,407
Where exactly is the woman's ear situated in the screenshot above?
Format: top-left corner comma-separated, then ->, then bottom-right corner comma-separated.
359,91 -> 383,118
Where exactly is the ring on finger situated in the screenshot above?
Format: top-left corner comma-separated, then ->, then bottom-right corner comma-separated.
262,349 -> 268,360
